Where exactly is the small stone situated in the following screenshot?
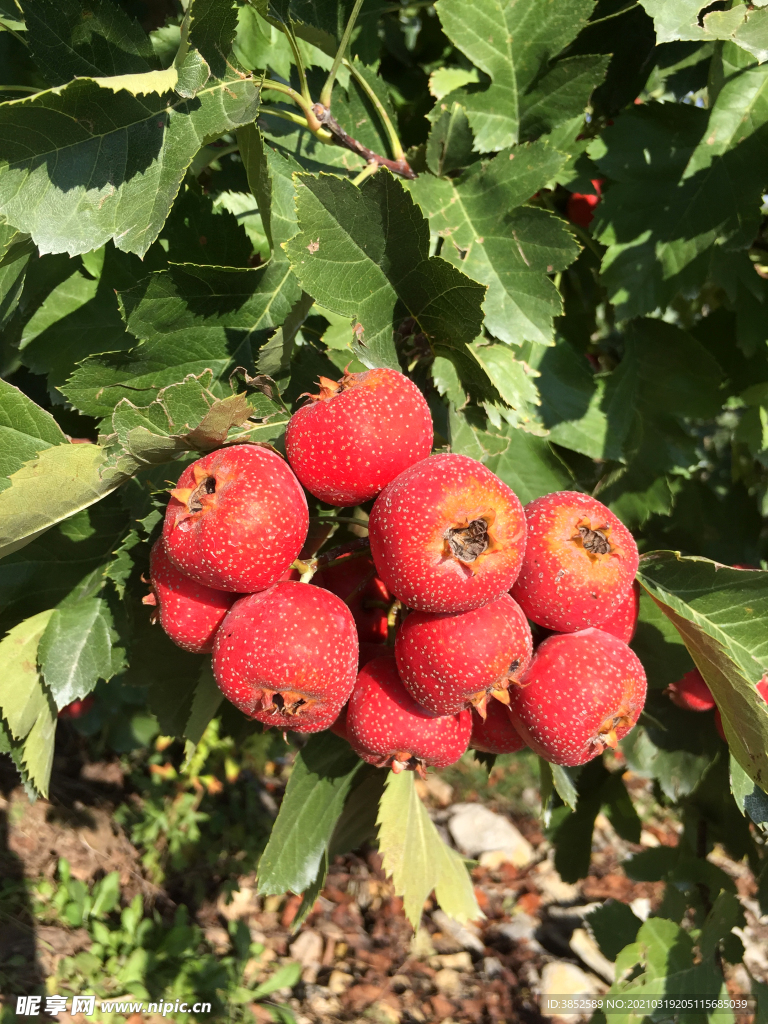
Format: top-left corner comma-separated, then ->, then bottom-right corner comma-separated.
495,912 -> 539,943
483,956 -> 504,979
570,927 -> 615,983
436,951 -> 473,971
478,849 -> 522,869
411,927 -> 437,958
434,968 -> 463,998
533,862 -> 580,904
217,883 -> 258,921
630,897 -> 651,921
448,804 -> 535,867
425,774 -> 454,806
368,1001 -> 401,1023
328,969 -> 353,994
539,961 -> 598,1022
289,929 -> 323,969
640,829 -> 661,847
432,910 -> 485,954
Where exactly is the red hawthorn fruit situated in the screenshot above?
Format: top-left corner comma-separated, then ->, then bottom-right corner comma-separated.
144,539 -> 234,653
58,696 -> 95,719
285,367 -> 433,506
369,453 -> 527,614
598,581 -> 640,644
758,675 -> 768,704
394,593 -> 533,716
330,704 -> 349,740
664,668 -> 715,712
470,701 -> 526,755
163,445 -> 308,593
347,656 -> 472,774
312,553 -> 391,644
508,628 -> 647,767
212,581 -> 358,732
567,179 -> 602,228
511,491 -> 638,632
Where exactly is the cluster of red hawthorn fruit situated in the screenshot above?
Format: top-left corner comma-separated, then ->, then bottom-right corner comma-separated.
144,367 -> 650,775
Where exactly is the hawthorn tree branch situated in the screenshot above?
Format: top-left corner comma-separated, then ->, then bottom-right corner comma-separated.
311,102 -> 416,180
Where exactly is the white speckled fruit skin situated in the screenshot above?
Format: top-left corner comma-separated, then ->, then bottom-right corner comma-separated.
149,539 -> 234,653
163,445 -> 308,593
470,701 -> 527,755
347,656 -> 472,768
508,628 -> 647,767
511,491 -> 638,632
598,581 -> 640,644
368,453 -> 527,613
212,581 -> 358,733
285,367 -> 433,506
394,594 -> 533,715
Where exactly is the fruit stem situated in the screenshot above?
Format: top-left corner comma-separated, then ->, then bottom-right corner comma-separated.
311,515 -> 370,530
314,536 -> 370,567
278,20 -> 311,105
352,161 -> 382,187
319,0 -> 365,109
342,567 -> 377,606
343,58 -> 405,162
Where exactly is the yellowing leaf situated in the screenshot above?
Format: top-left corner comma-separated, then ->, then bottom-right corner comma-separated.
377,770 -> 481,928
0,609 -> 55,740
0,443 -> 121,560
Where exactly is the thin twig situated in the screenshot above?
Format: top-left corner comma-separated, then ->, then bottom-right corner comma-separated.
320,0 -> 365,108
259,106 -> 312,130
343,58 -> 405,161
311,101 -> 416,179
0,83 -> 37,92
279,21 -> 311,104
311,515 -> 371,530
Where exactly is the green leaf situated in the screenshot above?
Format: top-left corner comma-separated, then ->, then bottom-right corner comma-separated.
257,732 -> 364,896
0,223 -> 32,330
183,662 -> 224,752
586,900 -> 642,962
640,1 -> 768,60
187,0 -> 239,79
0,378 -> 67,492
0,72 -> 260,257
283,170 -> 486,371
591,67 -> 768,317
0,609 -> 54,739
410,140 -> 578,346
435,0 -> 607,150
550,764 -> 579,810
238,126 -> 301,253
730,754 -> 768,831
0,443 -> 122,560
377,769 -> 480,928
38,597 -> 122,710
426,102 -> 477,177
251,961 -> 303,1000
470,341 -> 542,429
161,187 -> 252,268
637,552 -> 768,792
698,890 -> 745,961
64,263 -> 300,419
19,0 -> 156,85
21,689 -> 56,799
482,422 -> 573,504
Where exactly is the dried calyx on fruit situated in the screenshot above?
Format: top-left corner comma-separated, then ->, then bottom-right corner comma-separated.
508,628 -> 647,766
163,445 -> 308,593
347,656 -> 472,776
394,593 -> 533,717
212,582 -> 358,733
369,453 -> 527,614
512,491 -> 638,633
285,367 -> 433,506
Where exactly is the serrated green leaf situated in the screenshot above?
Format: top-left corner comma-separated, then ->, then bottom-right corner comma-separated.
435,0 -> 606,150
411,140 -> 577,345
257,732 -> 364,895
0,223 -> 31,329
586,901 -> 642,962
483,423 -> 573,503
187,0 -> 239,79
238,125 -> 300,253
591,66 -> 768,317
640,0 -> 768,61
38,597 -> 121,710
162,187 -> 252,267
0,378 -> 67,492
730,755 -> 768,830
428,67 -> 480,102
284,170 -> 485,371
0,443 -> 122,561
0,497 -> 130,624
19,0 -> 156,86
426,102 -> 477,178
63,262 -> 300,419
637,553 -> 768,792
470,341 -> 541,426
377,769 -> 480,929
0,609 -> 54,740
0,72 -> 259,257
550,764 -> 579,810
21,689 -> 56,798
